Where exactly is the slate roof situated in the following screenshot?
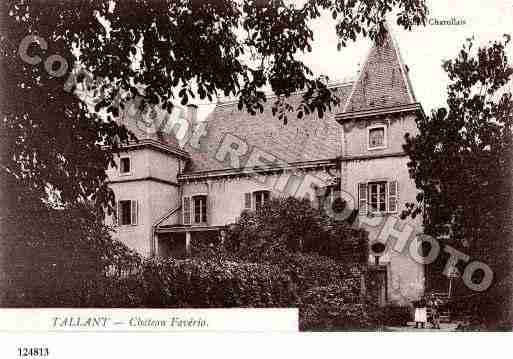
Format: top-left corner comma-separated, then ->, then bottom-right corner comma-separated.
182,84 -> 353,173
119,28 -> 418,175
117,103 -> 182,148
180,28 -> 417,175
343,27 -> 416,112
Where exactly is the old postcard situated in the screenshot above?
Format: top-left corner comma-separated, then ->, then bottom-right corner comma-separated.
1,0 -> 512,356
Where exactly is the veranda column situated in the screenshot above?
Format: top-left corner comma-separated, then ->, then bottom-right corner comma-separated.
185,231 -> 191,256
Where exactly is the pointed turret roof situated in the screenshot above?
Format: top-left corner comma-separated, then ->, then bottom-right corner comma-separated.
343,24 -> 416,113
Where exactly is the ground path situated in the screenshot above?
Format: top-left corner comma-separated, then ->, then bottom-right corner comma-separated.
385,322 -> 459,332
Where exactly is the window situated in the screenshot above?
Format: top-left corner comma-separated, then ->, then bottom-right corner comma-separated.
369,182 -> 387,213
117,200 -> 138,226
244,192 -> 252,211
120,157 -> 131,174
358,181 -> 398,215
193,195 -> 207,223
253,190 -> 270,210
183,195 -> 208,225
368,125 -> 386,150
243,190 -> 271,211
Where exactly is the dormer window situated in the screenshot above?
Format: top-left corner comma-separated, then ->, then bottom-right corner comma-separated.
120,156 -> 131,175
368,125 -> 387,150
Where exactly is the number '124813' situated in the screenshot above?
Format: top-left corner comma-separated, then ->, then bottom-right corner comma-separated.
18,347 -> 49,357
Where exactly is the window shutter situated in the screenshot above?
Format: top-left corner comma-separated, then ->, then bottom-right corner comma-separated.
358,183 -> 367,215
113,201 -> 119,226
244,192 -> 252,210
183,196 -> 191,225
388,181 -> 398,213
131,200 -> 138,225
201,196 -> 208,224
206,195 -> 211,225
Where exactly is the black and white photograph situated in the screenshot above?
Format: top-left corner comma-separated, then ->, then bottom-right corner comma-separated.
0,0 -> 512,349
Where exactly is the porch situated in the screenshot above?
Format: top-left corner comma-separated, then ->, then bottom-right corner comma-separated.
155,225 -> 225,258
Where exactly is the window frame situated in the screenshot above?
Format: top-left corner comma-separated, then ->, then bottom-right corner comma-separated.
243,192 -> 252,211
119,156 -> 131,176
117,200 -> 138,226
253,190 -> 271,211
368,181 -> 387,214
367,124 -> 387,151
358,180 -> 399,215
192,194 -> 208,224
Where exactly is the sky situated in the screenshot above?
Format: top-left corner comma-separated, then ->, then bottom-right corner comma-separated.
99,0 -> 513,122
301,0 -> 513,113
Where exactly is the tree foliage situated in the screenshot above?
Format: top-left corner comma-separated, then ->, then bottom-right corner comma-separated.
1,197 -> 141,306
403,36 -> 513,323
221,196 -> 368,263
191,196 -> 371,330
404,36 -> 512,240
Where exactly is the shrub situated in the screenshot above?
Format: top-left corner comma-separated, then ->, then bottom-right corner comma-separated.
376,304 -> 412,327
223,197 -> 368,264
300,285 -> 378,331
140,258 -> 298,308
267,251 -> 364,297
191,243 -> 365,300
1,202 -> 142,307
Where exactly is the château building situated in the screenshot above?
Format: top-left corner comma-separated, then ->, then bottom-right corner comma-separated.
106,29 -> 426,305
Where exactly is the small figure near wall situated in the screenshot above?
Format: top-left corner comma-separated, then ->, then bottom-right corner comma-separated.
413,297 -> 427,329
429,295 -> 441,329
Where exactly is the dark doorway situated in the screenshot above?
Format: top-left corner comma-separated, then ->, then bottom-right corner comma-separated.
367,267 -> 388,306
158,233 -> 187,258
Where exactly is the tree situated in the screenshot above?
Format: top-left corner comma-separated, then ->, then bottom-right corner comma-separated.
403,36 -> 513,325
1,195 -> 142,306
222,196 -> 368,263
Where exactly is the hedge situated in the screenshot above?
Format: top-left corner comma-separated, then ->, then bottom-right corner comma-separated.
300,285 -> 378,331
140,258 -> 298,308
376,304 -> 412,327
273,252 -> 364,298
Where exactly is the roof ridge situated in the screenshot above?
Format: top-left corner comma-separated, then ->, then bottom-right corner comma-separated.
215,80 -> 354,108
385,22 -> 416,103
